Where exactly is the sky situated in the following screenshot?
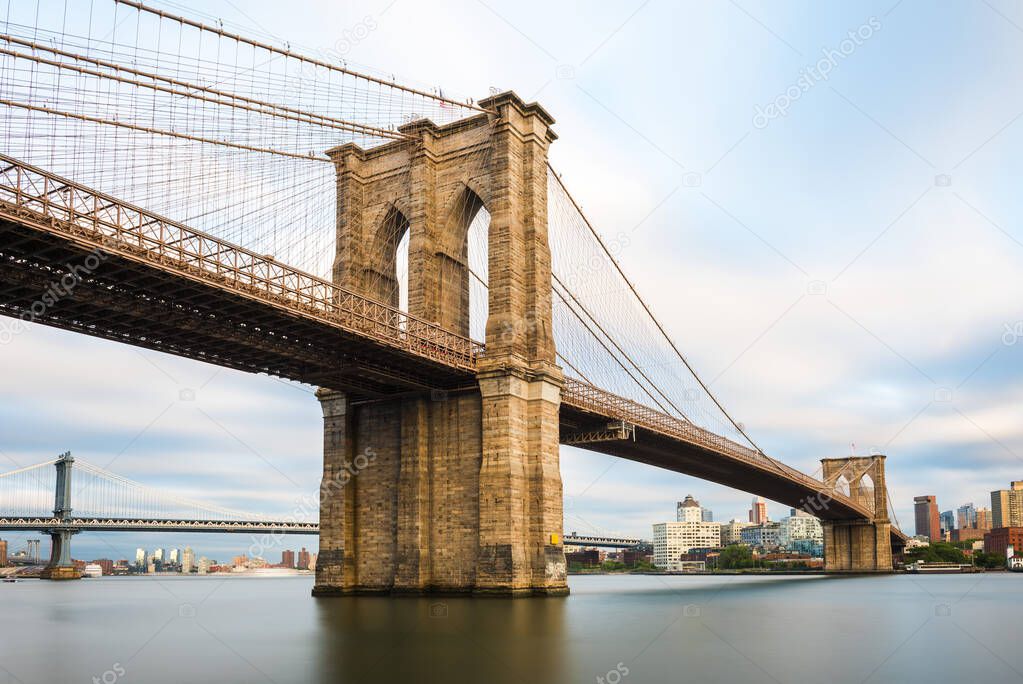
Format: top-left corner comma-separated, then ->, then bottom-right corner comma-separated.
2,0 -> 1023,561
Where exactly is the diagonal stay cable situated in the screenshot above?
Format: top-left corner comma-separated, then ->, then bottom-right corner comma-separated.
552,272 -> 691,422
548,164 -> 764,453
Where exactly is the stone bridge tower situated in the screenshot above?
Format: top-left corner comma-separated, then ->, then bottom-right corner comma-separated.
820,455 -> 893,572
313,92 -> 567,596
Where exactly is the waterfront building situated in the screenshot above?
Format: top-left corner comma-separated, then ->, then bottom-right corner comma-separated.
232,555 -> 248,568
748,497 -> 767,524
182,547 -> 195,574
0,538 -> 6,567
198,557 -> 210,575
788,538 -> 823,557
676,495 -> 702,522
281,549 -> 295,568
308,553 -> 318,571
297,547 -> 311,571
652,521 -> 722,570
778,509 -> 823,552
565,549 -> 599,567
134,548 -> 145,566
740,522 -> 781,550
720,519 -> 754,546
90,559 -> 114,575
984,527 -> 1023,558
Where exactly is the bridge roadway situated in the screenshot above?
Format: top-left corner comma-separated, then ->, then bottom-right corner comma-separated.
0,520 -> 644,548
0,155 -> 905,542
0,517 -> 319,534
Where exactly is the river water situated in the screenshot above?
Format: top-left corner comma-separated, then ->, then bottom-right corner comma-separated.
1,573 -> 1020,683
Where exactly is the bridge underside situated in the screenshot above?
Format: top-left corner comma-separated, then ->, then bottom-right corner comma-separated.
0,218 -> 477,401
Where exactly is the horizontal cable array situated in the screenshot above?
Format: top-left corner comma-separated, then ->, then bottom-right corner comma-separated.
0,0 -> 482,277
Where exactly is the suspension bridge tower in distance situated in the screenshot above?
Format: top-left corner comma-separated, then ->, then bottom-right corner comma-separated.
39,451 -> 81,580
820,455 -> 894,573
314,92 -> 567,597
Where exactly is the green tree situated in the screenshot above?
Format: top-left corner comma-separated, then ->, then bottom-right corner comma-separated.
718,544 -> 755,569
906,542 -> 966,564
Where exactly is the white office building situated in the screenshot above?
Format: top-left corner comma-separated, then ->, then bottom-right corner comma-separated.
778,510 -> 823,551
653,520 -> 721,570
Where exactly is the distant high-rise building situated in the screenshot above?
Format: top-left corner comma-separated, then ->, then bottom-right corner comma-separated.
0,539 -> 7,567
297,547 -> 311,571
153,548 -> 164,562
135,548 -> 145,566
748,497 -> 767,525
992,490 -> 1009,528
940,510 -> 955,535
913,495 -> 940,541
308,553 -> 318,571
701,507 -> 713,523
281,550 -> 295,568
677,495 -> 702,523
198,557 -> 210,575
232,555 -> 248,568
169,548 -> 180,564
991,482 -> 1023,528
976,507 -> 993,531
181,547 -> 195,574
957,503 -> 977,530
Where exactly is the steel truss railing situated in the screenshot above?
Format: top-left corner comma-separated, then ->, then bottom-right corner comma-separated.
0,154 -> 483,370
563,534 -> 647,547
0,516 -> 319,534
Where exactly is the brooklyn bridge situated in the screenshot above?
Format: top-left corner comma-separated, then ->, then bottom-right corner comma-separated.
0,0 -> 904,594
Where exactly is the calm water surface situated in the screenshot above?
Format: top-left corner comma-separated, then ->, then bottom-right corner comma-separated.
1,573 -> 1021,683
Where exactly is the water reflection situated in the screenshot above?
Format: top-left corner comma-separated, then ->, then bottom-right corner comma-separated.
315,594 -> 569,683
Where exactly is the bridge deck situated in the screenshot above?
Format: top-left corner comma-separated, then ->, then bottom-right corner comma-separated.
0,155 -> 904,540
0,517 -> 318,534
